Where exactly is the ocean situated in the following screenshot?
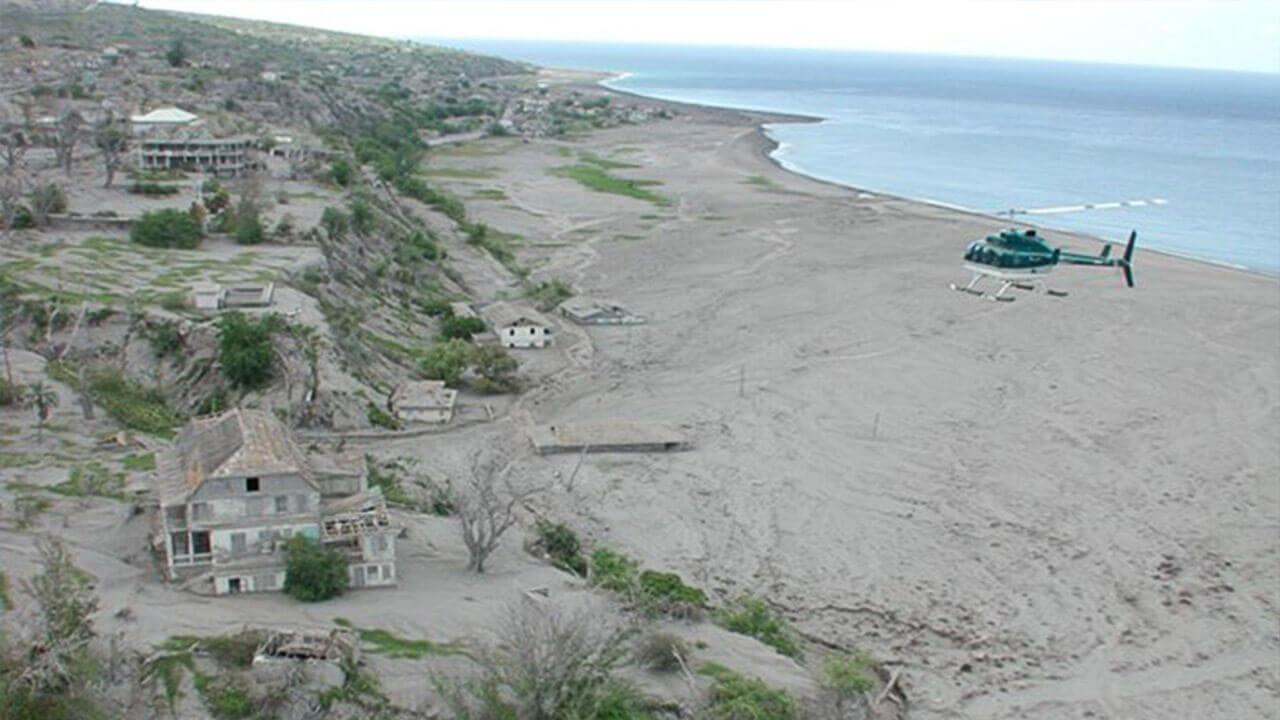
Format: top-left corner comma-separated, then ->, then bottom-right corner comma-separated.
428,40 -> 1280,273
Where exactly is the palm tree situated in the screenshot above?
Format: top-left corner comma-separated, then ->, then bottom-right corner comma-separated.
23,381 -> 58,443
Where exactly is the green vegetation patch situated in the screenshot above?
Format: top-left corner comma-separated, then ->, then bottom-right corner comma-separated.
122,452 -> 156,471
714,594 -> 801,658
358,628 -> 463,659
283,535 -> 348,602
52,463 -> 127,500
699,663 -> 797,720
86,369 -> 181,437
550,164 -> 669,206
471,188 -> 508,200
420,166 -> 499,179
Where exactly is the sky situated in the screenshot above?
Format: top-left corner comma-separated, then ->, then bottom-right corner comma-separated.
124,0 -> 1280,74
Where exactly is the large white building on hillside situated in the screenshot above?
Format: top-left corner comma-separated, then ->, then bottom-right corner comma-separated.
151,409 -> 397,595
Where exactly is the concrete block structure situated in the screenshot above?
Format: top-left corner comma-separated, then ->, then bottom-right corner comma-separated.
391,380 -> 458,425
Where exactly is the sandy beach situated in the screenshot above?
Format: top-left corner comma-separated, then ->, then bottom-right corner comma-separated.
403,87 -> 1279,718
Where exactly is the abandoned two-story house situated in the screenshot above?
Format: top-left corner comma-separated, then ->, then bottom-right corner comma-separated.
152,408 -> 398,595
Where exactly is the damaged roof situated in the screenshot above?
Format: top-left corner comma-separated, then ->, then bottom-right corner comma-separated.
155,408 -> 315,504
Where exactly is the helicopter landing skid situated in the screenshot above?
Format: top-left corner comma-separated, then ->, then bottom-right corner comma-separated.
950,275 -> 988,295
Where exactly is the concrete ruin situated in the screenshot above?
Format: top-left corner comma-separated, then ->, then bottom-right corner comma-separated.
527,422 -> 690,455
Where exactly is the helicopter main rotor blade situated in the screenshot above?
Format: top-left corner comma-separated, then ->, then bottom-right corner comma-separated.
1002,198 -> 1168,216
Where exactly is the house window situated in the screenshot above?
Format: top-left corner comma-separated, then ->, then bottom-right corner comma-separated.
367,565 -> 380,580
191,503 -> 211,521
275,496 -> 288,514
192,531 -> 211,554
171,532 -> 190,556
230,532 -> 246,554
246,477 -> 260,492
383,564 -> 393,580
227,577 -> 242,594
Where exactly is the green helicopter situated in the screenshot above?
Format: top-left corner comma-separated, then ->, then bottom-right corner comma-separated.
951,228 -> 1136,301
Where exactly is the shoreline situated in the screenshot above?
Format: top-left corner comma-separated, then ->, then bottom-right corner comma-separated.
585,73 -> 1274,279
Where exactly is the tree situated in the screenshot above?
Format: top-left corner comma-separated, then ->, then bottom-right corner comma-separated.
93,119 -> 127,188
23,381 -> 57,443
438,315 -> 485,341
165,38 -> 188,67
329,157 -> 352,187
434,602 -> 637,720
455,445 -> 539,573
282,536 -> 347,601
419,338 -> 470,386
319,206 -> 349,242
131,208 -> 203,249
0,537 -> 102,719
52,109 -> 83,176
28,182 -> 66,226
468,344 -> 519,393
216,312 -> 278,390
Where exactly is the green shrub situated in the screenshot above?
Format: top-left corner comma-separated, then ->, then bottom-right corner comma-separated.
320,206 -> 349,241
129,182 -> 180,196
146,320 -> 182,358
349,197 -> 375,235
419,338 -> 470,386
535,520 -> 586,576
131,208 -> 202,249
822,649 -> 875,698
366,402 -> 399,430
194,672 -> 253,719
0,377 -> 22,406
232,210 -> 264,245
714,595 -> 801,659
639,570 -> 707,608
637,632 -> 690,673
417,297 -> 452,317
11,205 -> 35,229
589,548 -> 639,594
217,312 -> 279,390
329,158 -> 353,187
408,231 -> 440,261
283,535 -> 348,602
439,314 -> 485,341
526,279 -> 573,311
699,663 -> 796,720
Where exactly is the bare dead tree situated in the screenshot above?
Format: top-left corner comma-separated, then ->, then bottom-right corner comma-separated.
0,172 -> 26,233
456,442 -> 541,573
433,601 -> 634,720
94,115 -> 128,188
53,109 -> 84,176
1,125 -> 29,176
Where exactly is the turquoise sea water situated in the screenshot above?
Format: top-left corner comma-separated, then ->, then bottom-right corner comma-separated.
428,40 -> 1280,273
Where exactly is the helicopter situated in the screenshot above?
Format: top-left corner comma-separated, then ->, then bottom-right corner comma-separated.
951,227 -> 1136,301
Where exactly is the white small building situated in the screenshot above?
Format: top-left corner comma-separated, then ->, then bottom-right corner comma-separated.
481,302 -> 553,349
192,282 -> 226,310
391,380 -> 458,425
130,106 -> 200,136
